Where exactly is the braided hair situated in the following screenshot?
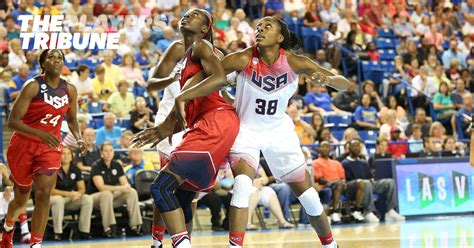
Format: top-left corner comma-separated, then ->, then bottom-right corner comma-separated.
272,17 -> 301,51
38,49 -> 65,74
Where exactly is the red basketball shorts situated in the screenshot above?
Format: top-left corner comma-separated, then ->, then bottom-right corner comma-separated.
167,108 -> 239,192
7,133 -> 62,191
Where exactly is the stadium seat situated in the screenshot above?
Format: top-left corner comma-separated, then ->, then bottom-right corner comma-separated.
78,58 -> 101,76
376,29 -> 396,39
375,38 -> 395,49
301,27 -> 320,53
327,114 -> 353,129
362,61 -> 384,85
87,102 -> 104,114
358,130 -> 379,143
301,116 -> 312,124
65,59 -> 77,71
380,61 -> 395,71
379,49 -> 396,61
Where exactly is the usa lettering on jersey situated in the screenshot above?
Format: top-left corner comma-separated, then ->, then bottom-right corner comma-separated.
251,70 -> 288,93
43,93 -> 69,109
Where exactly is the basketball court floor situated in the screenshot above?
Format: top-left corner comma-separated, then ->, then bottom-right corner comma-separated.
14,215 -> 472,248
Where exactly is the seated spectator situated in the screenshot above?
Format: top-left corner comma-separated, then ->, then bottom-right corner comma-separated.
359,13 -> 378,38
104,80 -> 135,118
382,56 -> 408,100
432,64 -> 452,90
263,0 -> 284,17
71,65 -> 92,99
446,60 -> 461,81
5,16 -> 19,40
365,42 -> 380,62
7,39 -> 26,71
408,124 -> 424,154
7,64 -> 30,102
442,136 -> 462,157
135,42 -> 151,70
402,40 -> 423,71
361,80 -> 384,111
411,66 -> 437,110
76,128 -> 101,172
452,92 -> 473,138
379,109 -> 406,140
342,139 -> 405,223
442,40 -> 467,69
429,121 -> 447,151
394,13 -> 415,37
313,141 -> 361,224
92,65 -> 117,102
380,96 -> 409,130
410,3 -> 424,25
120,53 -> 145,87
320,0 -> 340,28
324,23 -> 343,68
338,10 -> 356,38
115,131 -> 136,165
96,112 -> 123,149
387,127 -> 408,159
310,112 -> 325,140
116,32 -> 133,57
124,148 -> 155,187
316,127 -> 340,149
354,94 -> 379,130
157,26 -> 175,55
315,50 -> 332,70
343,30 -> 367,77
340,128 -> 368,159
0,27 -> 8,52
197,187 -> 230,232
405,108 -> 431,141
458,35 -> 471,58
424,23 -> 444,51
305,84 -> 344,114
462,13 -> 474,36
102,51 -> 123,86
368,138 -> 392,175
303,1 -> 322,28
51,146 -> 93,241
88,142 -> 142,237
334,80 -> 359,113
246,167 -> 294,230
130,97 -> 155,134
433,81 -> 457,122
24,50 -> 39,76
63,113 -> 91,149
451,79 -> 468,109
287,105 -> 315,144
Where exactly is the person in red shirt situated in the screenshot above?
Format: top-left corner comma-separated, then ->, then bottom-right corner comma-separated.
2,49 -> 86,248
387,127 -> 408,159
359,13 -> 378,38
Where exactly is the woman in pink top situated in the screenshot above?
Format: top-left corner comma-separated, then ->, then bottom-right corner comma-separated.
120,53 -> 145,86
424,24 -> 444,51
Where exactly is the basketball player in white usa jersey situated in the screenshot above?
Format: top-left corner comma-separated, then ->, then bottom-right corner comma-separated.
173,17 -> 349,248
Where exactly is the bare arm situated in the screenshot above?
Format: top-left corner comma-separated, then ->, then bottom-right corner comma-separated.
77,180 -> 86,194
146,41 -> 185,92
286,52 -> 350,91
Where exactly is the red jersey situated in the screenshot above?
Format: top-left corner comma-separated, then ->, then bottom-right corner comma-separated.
179,43 -> 234,128
18,75 -> 70,142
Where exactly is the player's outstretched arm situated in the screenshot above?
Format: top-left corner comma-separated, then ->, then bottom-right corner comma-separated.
66,83 -> 86,155
286,52 -> 350,91
146,41 -> 185,92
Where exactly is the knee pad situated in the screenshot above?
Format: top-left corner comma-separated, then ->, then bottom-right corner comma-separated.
297,187 -> 324,216
230,174 -> 253,208
175,189 -> 196,224
150,172 -> 180,213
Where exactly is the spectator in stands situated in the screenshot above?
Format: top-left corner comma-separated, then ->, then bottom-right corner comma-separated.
130,96 -> 155,134
451,79 -> 468,109
408,124 -> 424,154
387,127 -> 408,159
104,80 -> 135,118
402,40 -> 423,71
263,0 -> 284,17
135,42 -> 151,70
462,13 -> 474,35
354,94 -> 379,130
320,0 -> 340,27
246,167 -> 295,230
157,26 -> 175,55
442,136 -> 459,156
446,59 -> 462,81
124,148 -> 154,187
343,30 -> 367,77
406,108 -> 432,139
72,65 -> 93,98
7,39 -> 26,71
5,15 -> 19,40
24,50 -> 38,76
234,9 -> 254,40
429,121 -> 447,151
359,13 -> 378,39
380,96 -> 409,129
114,130 -> 134,165
120,53 -> 145,87
365,42 -> 380,62
92,65 -> 117,101
432,64 -> 451,90
362,80 -> 384,111
433,81 -> 457,122
340,128 -> 368,159
0,27 -> 7,52
89,142 -> 142,237
51,146 -> 93,241
410,3 -> 424,24
394,12 -> 415,37
102,51 -> 123,86
379,109 -> 406,140
382,56 -> 407,100
334,80 -> 358,112
63,113 -> 91,149
287,104 -> 315,144
96,112 -> 123,149
310,112 -> 325,140
368,138 -> 392,176
315,50 -> 331,70
313,141 -> 353,224
324,23 -> 343,68
316,127 -> 340,148
412,65 -> 437,110
415,16 -> 430,37
139,29 -> 159,62
442,39 -> 467,69
342,139 -> 405,223
453,92 -> 473,138
337,10 -> 355,38
76,128 -> 101,172
424,24 -> 444,51
458,35 -> 471,59
303,1 -> 322,28
7,64 -> 29,102
305,84 -> 344,114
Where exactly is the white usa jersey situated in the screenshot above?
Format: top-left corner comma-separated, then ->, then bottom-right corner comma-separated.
234,47 -> 299,130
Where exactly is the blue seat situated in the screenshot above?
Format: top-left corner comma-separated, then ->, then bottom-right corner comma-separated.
379,49 -> 396,61
87,102 -> 103,114
380,61 -> 395,71
332,130 -> 345,141
362,61 -> 384,85
93,118 -> 104,129
376,29 -> 395,39
327,114 -> 353,128
301,116 -> 312,124
358,130 -> 379,143
78,58 -> 101,72
375,38 -> 395,49
301,27 -> 320,53
65,59 -> 77,71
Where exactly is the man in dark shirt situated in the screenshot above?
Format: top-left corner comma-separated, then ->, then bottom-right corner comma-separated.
368,138 -> 392,176
405,108 -> 432,138
76,128 -> 101,172
342,139 -> 405,223
88,142 -> 142,237
334,80 -> 359,112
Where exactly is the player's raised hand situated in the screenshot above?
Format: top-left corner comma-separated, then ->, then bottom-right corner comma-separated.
174,96 -> 187,131
37,130 -> 60,149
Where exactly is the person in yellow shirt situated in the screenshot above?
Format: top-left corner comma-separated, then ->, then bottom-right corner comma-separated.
104,80 -> 135,117
101,50 -> 123,86
91,65 -> 117,101
124,148 -> 156,187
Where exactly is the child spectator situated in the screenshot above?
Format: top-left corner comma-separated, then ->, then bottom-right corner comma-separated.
408,124 -> 424,154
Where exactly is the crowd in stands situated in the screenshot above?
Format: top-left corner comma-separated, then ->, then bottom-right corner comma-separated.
0,0 -> 472,240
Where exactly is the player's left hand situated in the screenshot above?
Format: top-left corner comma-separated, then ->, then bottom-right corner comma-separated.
175,96 -> 187,130
131,112 -> 176,148
77,140 -> 88,156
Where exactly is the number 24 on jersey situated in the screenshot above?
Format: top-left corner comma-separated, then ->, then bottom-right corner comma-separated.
40,114 -> 61,127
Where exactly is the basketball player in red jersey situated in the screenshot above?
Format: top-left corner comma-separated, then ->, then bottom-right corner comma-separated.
2,49 -> 86,248
177,17 -> 348,248
132,9 -> 239,248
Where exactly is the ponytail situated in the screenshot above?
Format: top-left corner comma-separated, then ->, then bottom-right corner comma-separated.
274,18 -> 301,51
